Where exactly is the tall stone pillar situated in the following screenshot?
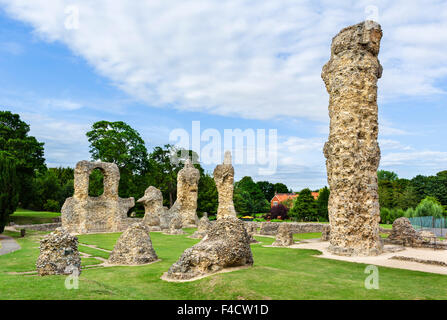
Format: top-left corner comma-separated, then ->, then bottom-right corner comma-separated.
171,159 -> 200,227
321,21 -> 383,256
214,151 -> 236,219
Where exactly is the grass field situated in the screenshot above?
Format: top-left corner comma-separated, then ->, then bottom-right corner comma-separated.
1,226 -> 447,300
10,209 -> 61,225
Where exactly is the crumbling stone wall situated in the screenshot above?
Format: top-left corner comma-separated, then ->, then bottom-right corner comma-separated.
36,228 -> 81,276
61,161 -> 135,234
214,151 -> 236,219
171,159 -> 200,227
322,21 -> 383,256
107,223 -> 158,265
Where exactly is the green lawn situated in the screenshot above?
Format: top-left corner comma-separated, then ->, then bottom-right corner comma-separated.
10,208 -> 61,225
1,227 -> 447,300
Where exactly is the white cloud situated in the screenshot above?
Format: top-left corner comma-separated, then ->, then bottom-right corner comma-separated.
19,112 -> 91,167
1,1 -> 446,121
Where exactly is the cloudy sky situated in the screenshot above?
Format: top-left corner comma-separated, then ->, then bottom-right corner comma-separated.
0,0 -> 446,191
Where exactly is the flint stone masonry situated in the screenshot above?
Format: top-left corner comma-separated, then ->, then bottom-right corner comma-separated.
322,21 -> 383,256
36,228 -> 81,276
191,213 -> 211,239
272,224 -> 294,247
387,217 -> 424,247
244,222 -> 258,243
259,222 -> 326,236
61,161 -> 135,234
321,225 -> 331,241
214,151 -> 237,219
164,216 -> 253,281
138,186 -> 166,231
259,222 -> 279,235
107,223 -> 158,265
165,215 -> 186,235
170,159 -> 200,227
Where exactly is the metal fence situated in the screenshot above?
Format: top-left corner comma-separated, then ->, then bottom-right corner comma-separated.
409,216 -> 447,237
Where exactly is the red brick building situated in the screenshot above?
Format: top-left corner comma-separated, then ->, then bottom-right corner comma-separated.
270,192 -> 319,208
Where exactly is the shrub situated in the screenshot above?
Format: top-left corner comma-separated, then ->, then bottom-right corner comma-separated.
43,199 -> 60,212
268,203 -> 288,220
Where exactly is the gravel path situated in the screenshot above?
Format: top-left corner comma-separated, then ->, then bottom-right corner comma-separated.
0,235 -> 21,256
291,240 -> 447,275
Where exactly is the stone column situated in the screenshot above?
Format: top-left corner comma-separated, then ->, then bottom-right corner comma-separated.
214,151 -> 236,219
321,21 -> 383,256
174,159 -> 200,227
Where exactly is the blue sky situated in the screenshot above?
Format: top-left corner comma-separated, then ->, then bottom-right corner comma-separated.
0,0 -> 446,191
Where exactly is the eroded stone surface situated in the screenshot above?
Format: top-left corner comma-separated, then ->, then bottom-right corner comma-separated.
107,223 -> 158,265
171,160 -> 200,227
138,186 -> 165,231
272,223 -> 294,247
322,21 -> 383,256
191,213 -> 212,239
36,228 -> 81,276
260,221 -> 279,235
165,215 -> 186,235
321,225 -> 331,241
245,222 -> 258,243
387,217 -> 424,247
164,216 -> 253,280
61,161 -> 135,234
214,151 -> 236,219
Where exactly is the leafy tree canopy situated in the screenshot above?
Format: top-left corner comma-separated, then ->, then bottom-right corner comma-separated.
86,120 -> 149,175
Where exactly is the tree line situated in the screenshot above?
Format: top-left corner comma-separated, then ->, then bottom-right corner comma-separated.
1,110 -> 446,232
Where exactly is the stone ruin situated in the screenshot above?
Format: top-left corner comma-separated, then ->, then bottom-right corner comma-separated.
138,186 -> 167,231
163,216 -> 253,281
170,159 -> 200,227
191,213 -> 212,239
165,215 -> 187,235
107,223 -> 158,265
386,217 -> 425,247
322,21 -> 383,256
244,222 -> 258,243
61,161 -> 135,234
272,223 -> 294,247
321,225 -> 331,241
214,151 -> 237,219
36,228 -> 81,276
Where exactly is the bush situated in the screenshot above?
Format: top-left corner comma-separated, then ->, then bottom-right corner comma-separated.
267,204 -> 288,220
43,199 -> 60,212
380,207 -> 406,224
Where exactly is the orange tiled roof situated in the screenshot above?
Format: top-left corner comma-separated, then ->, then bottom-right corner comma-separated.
271,192 -> 319,203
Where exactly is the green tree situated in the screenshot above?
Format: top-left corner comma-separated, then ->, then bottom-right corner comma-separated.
0,153 -> 19,233
0,111 -> 45,207
289,188 -> 317,221
86,120 -> 149,175
197,173 -> 218,216
377,170 -> 398,182
273,182 -> 289,194
316,186 -> 330,221
234,176 -> 270,214
149,145 -> 200,207
378,179 -> 394,209
256,181 -> 275,202
414,196 -> 444,218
